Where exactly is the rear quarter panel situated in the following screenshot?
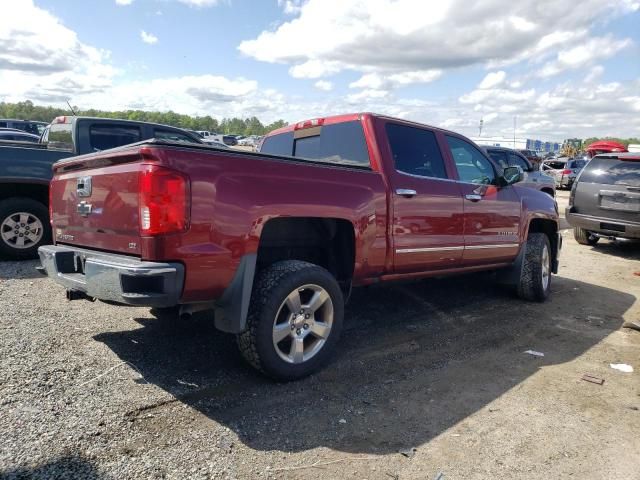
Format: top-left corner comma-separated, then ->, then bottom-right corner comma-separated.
144,147 -> 388,302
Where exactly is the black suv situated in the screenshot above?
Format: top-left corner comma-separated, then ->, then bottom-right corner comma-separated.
566,153 -> 640,245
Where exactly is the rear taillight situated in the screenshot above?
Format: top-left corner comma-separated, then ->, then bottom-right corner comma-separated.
561,169 -> 572,175
569,179 -> 578,207
139,165 -> 190,235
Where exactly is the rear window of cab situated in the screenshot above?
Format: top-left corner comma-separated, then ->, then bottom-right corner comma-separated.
260,121 -> 370,168
579,156 -> 640,187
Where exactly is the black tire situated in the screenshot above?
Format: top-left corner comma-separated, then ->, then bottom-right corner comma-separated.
517,233 -> 552,302
0,197 -> 51,260
573,227 -> 599,246
237,260 -> 344,381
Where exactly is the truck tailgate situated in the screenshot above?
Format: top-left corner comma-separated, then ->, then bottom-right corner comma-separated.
51,151 -> 143,255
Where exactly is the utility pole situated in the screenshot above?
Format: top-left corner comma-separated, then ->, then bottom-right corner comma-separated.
478,118 -> 483,137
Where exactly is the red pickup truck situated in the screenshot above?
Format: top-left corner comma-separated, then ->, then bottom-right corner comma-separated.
38,113 -> 561,380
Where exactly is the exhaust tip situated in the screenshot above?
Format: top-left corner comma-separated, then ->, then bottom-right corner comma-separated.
66,289 -> 88,301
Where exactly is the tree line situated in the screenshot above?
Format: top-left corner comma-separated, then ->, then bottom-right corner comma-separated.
3,101 -> 638,145
0,101 -> 288,136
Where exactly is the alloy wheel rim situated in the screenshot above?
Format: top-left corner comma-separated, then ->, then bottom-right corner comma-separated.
1,212 -> 44,249
272,284 -> 334,364
541,244 -> 550,290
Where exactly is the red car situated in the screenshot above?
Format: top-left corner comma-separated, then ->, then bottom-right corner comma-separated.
38,113 -> 561,380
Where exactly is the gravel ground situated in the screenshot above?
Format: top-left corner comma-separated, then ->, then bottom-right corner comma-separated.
1,191 -> 639,479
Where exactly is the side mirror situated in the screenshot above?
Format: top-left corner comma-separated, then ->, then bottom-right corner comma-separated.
501,166 -> 523,186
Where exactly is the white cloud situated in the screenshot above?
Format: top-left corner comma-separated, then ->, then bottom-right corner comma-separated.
3,0 -> 639,142
140,30 -> 158,45
314,80 -> 333,91
350,70 -> 442,90
454,79 -> 640,139
115,0 -> 133,5
538,35 -> 632,77
345,89 -> 391,104
478,71 -> 506,89
278,0 -> 306,14
239,0 -> 637,81
460,87 -> 536,106
584,65 -> 604,83
483,112 -> 499,122
0,0 -> 116,103
289,60 -> 341,79
176,0 -> 221,6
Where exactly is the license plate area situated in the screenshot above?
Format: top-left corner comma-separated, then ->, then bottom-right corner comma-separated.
599,191 -> 640,212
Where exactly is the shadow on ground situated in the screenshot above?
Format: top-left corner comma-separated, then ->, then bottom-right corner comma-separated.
2,456 -> 103,480
0,259 -> 42,280
586,240 -> 640,261
95,271 -> 635,455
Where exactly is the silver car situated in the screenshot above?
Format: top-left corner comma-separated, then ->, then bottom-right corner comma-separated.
540,157 -> 588,190
483,146 -> 556,197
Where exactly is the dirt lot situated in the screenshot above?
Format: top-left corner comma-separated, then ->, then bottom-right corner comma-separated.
1,191 -> 639,479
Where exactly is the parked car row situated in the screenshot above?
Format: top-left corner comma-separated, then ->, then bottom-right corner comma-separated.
483,146 -> 555,197
540,157 -> 589,189
193,130 -> 242,146
0,119 -> 48,136
0,128 -> 40,143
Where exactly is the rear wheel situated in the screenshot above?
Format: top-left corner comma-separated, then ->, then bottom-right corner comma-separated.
517,233 -> 552,302
237,260 -> 343,381
0,198 -> 51,259
573,227 -> 599,246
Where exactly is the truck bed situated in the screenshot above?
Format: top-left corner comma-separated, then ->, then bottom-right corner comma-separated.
49,138 -> 388,303
0,143 -> 72,184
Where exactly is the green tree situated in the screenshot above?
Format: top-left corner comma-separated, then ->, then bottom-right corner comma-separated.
0,101 -> 289,136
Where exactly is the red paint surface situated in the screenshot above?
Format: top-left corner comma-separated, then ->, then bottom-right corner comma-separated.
49,113 -> 559,303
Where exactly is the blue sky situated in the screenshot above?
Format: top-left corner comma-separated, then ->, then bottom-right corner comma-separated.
2,0 -> 640,140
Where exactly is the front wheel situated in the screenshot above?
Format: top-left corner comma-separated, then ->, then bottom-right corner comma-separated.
517,233 -> 552,302
237,260 -> 344,381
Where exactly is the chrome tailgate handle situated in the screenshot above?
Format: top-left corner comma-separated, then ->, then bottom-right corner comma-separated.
396,189 -> 417,198
465,194 -> 482,202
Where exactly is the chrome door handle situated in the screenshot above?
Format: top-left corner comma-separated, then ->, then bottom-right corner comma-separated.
396,188 -> 417,198
465,194 -> 482,202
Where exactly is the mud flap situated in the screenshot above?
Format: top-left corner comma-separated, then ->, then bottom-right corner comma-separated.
214,254 -> 257,333
496,243 -> 526,286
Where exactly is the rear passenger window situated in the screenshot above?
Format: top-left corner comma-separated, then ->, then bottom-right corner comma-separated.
89,125 -> 141,151
260,131 -> 294,156
293,121 -> 370,167
386,123 -> 447,179
261,122 -> 370,167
